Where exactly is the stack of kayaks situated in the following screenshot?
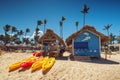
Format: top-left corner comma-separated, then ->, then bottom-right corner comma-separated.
9,56 -> 37,71
8,55 -> 56,73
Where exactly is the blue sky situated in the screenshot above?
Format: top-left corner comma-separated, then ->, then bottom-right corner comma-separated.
0,0 -> 120,41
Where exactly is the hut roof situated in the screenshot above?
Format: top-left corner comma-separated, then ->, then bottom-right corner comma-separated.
39,29 -> 65,46
66,25 -> 110,46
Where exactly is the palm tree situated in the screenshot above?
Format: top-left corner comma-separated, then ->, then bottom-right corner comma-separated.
103,24 -> 112,37
36,20 -> 43,37
11,26 -> 17,34
23,28 -> 30,44
3,24 -> 11,45
44,19 -> 47,35
81,4 -> 90,26
36,20 -> 43,36
35,20 -> 42,45
75,21 -> 79,31
0,34 -> 4,44
109,33 -> 116,44
60,21 -> 63,39
25,28 -> 30,38
17,30 -> 24,41
3,24 -> 11,35
60,16 -> 66,39
10,26 -> 17,44
116,36 -> 120,43
37,20 -> 43,28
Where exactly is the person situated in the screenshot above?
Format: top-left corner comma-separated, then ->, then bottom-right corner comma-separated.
104,45 -> 108,60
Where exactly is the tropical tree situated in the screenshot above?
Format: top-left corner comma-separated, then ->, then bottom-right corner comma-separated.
0,35 -> 4,44
60,16 -> 66,39
3,24 -> 11,35
3,24 -> 11,45
109,33 -> 116,44
25,28 -> 30,38
36,20 -> 43,36
60,21 -> 62,39
35,20 -> 43,45
23,28 -> 30,44
22,38 -> 30,45
44,19 -> 47,34
17,30 -> 24,41
37,20 -> 43,28
116,36 -> 120,43
75,21 -> 79,31
3,34 -> 11,46
103,24 -> 112,37
11,26 -> 17,35
81,4 -> 90,26
10,26 -> 17,43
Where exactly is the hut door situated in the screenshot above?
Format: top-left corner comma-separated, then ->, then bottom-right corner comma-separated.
74,42 -> 89,56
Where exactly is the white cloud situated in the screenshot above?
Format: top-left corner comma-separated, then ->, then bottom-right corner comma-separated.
30,30 -> 43,39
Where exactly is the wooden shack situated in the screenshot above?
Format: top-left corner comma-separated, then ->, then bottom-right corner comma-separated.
66,25 -> 110,57
39,29 -> 65,51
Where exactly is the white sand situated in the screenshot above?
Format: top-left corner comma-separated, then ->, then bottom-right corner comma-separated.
0,52 -> 120,80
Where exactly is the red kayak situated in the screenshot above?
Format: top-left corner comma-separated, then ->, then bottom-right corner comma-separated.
20,61 -> 35,69
33,51 -> 41,57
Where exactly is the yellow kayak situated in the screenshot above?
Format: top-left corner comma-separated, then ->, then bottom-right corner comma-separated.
42,57 -> 55,73
9,56 -> 37,71
31,57 -> 44,71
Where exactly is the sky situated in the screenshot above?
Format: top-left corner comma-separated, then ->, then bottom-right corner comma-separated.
0,0 -> 120,41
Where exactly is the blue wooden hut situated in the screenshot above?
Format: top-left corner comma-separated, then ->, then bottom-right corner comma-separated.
66,25 -> 109,57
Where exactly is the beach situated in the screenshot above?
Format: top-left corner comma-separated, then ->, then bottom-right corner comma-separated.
0,52 -> 120,80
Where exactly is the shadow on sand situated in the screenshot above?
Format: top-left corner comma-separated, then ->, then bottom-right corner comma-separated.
56,57 -> 68,60
18,67 -> 30,72
56,56 -> 120,65
78,57 -> 120,64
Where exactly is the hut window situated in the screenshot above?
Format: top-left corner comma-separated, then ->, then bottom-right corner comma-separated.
74,42 -> 88,49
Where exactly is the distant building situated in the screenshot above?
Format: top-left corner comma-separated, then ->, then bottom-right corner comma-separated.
66,25 -> 110,57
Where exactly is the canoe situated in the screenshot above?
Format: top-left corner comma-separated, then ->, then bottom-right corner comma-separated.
33,51 -> 41,57
42,57 -> 55,73
9,56 -> 37,71
20,61 -> 35,69
31,57 -> 44,71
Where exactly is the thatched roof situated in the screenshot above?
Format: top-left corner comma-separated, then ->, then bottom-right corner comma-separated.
39,29 -> 65,46
66,25 -> 110,46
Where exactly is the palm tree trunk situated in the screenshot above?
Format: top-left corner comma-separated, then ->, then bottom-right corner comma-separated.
61,26 -> 63,39
83,13 -> 86,26
107,29 -> 109,37
76,26 -> 78,32
44,24 -> 46,35
60,26 -> 62,39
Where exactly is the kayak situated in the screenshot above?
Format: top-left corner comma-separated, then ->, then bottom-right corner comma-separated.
31,57 -> 44,71
9,56 -> 37,71
33,51 -> 41,57
42,57 -> 55,73
20,61 -> 35,69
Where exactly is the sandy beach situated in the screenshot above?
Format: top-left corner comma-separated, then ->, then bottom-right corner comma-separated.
0,52 -> 120,80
